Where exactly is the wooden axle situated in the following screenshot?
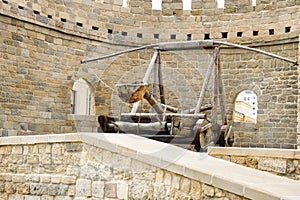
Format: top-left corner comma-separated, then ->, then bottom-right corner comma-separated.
120,113 -> 206,118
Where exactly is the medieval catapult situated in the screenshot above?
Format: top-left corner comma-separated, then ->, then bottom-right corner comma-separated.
81,40 -> 297,151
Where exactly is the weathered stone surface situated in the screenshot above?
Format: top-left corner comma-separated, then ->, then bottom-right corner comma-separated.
92,181 -> 104,198
258,158 -> 287,174
104,182 -> 117,198
75,179 -> 92,197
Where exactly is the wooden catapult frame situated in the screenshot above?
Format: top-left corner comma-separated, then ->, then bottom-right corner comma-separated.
82,40 -> 298,150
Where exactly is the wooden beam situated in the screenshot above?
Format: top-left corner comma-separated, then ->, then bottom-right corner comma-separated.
113,121 -> 168,132
211,47 -> 220,143
143,50 -> 159,83
81,44 -> 157,64
131,51 -> 159,113
216,47 -> 226,124
158,40 -> 214,51
120,113 -> 206,118
157,51 -> 166,104
213,41 -> 297,65
194,48 -> 218,114
81,40 -> 297,65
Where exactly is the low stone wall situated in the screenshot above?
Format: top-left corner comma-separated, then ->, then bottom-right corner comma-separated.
0,133 -> 300,199
208,147 -> 300,180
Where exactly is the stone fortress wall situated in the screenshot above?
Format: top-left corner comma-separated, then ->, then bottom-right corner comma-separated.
0,133 -> 299,199
0,0 -> 300,148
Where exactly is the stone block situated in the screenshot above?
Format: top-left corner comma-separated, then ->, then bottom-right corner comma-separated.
104,182 -> 117,198
30,183 -> 47,195
190,180 -> 201,200
76,179 -> 92,197
128,181 -> 153,199
92,181 -> 104,198
11,146 -> 23,154
180,177 -> 191,193
202,183 -> 214,197
16,183 -> 30,194
12,174 -> 25,183
51,175 -> 61,184
117,181 -> 128,199
25,174 -> 40,183
163,171 -> 172,186
258,158 -> 287,174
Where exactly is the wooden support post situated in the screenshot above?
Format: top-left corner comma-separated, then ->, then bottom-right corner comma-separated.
157,51 -> 165,104
152,53 -> 159,97
216,47 -> 226,124
194,48 -> 218,114
211,47 -> 220,143
143,50 -> 159,83
144,91 -> 164,114
131,51 -> 159,113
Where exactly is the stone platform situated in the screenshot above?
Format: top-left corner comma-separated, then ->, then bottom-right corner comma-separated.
0,133 -> 299,199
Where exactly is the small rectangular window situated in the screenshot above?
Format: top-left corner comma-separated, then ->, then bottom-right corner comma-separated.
269,29 -> 274,35
170,34 -> 176,39
154,34 -> 159,39
187,34 -> 192,41
92,26 -> 99,30
33,10 -> 40,15
204,33 -> 210,40
285,26 -> 291,33
237,32 -> 243,37
137,33 -> 143,38
222,32 -> 228,38
76,22 -> 83,27
253,31 -> 259,36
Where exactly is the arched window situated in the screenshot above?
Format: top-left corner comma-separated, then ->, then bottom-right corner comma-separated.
233,90 -> 258,123
71,78 -> 93,115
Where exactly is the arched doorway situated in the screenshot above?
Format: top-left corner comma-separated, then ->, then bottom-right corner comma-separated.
71,78 -> 94,115
233,90 -> 258,123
